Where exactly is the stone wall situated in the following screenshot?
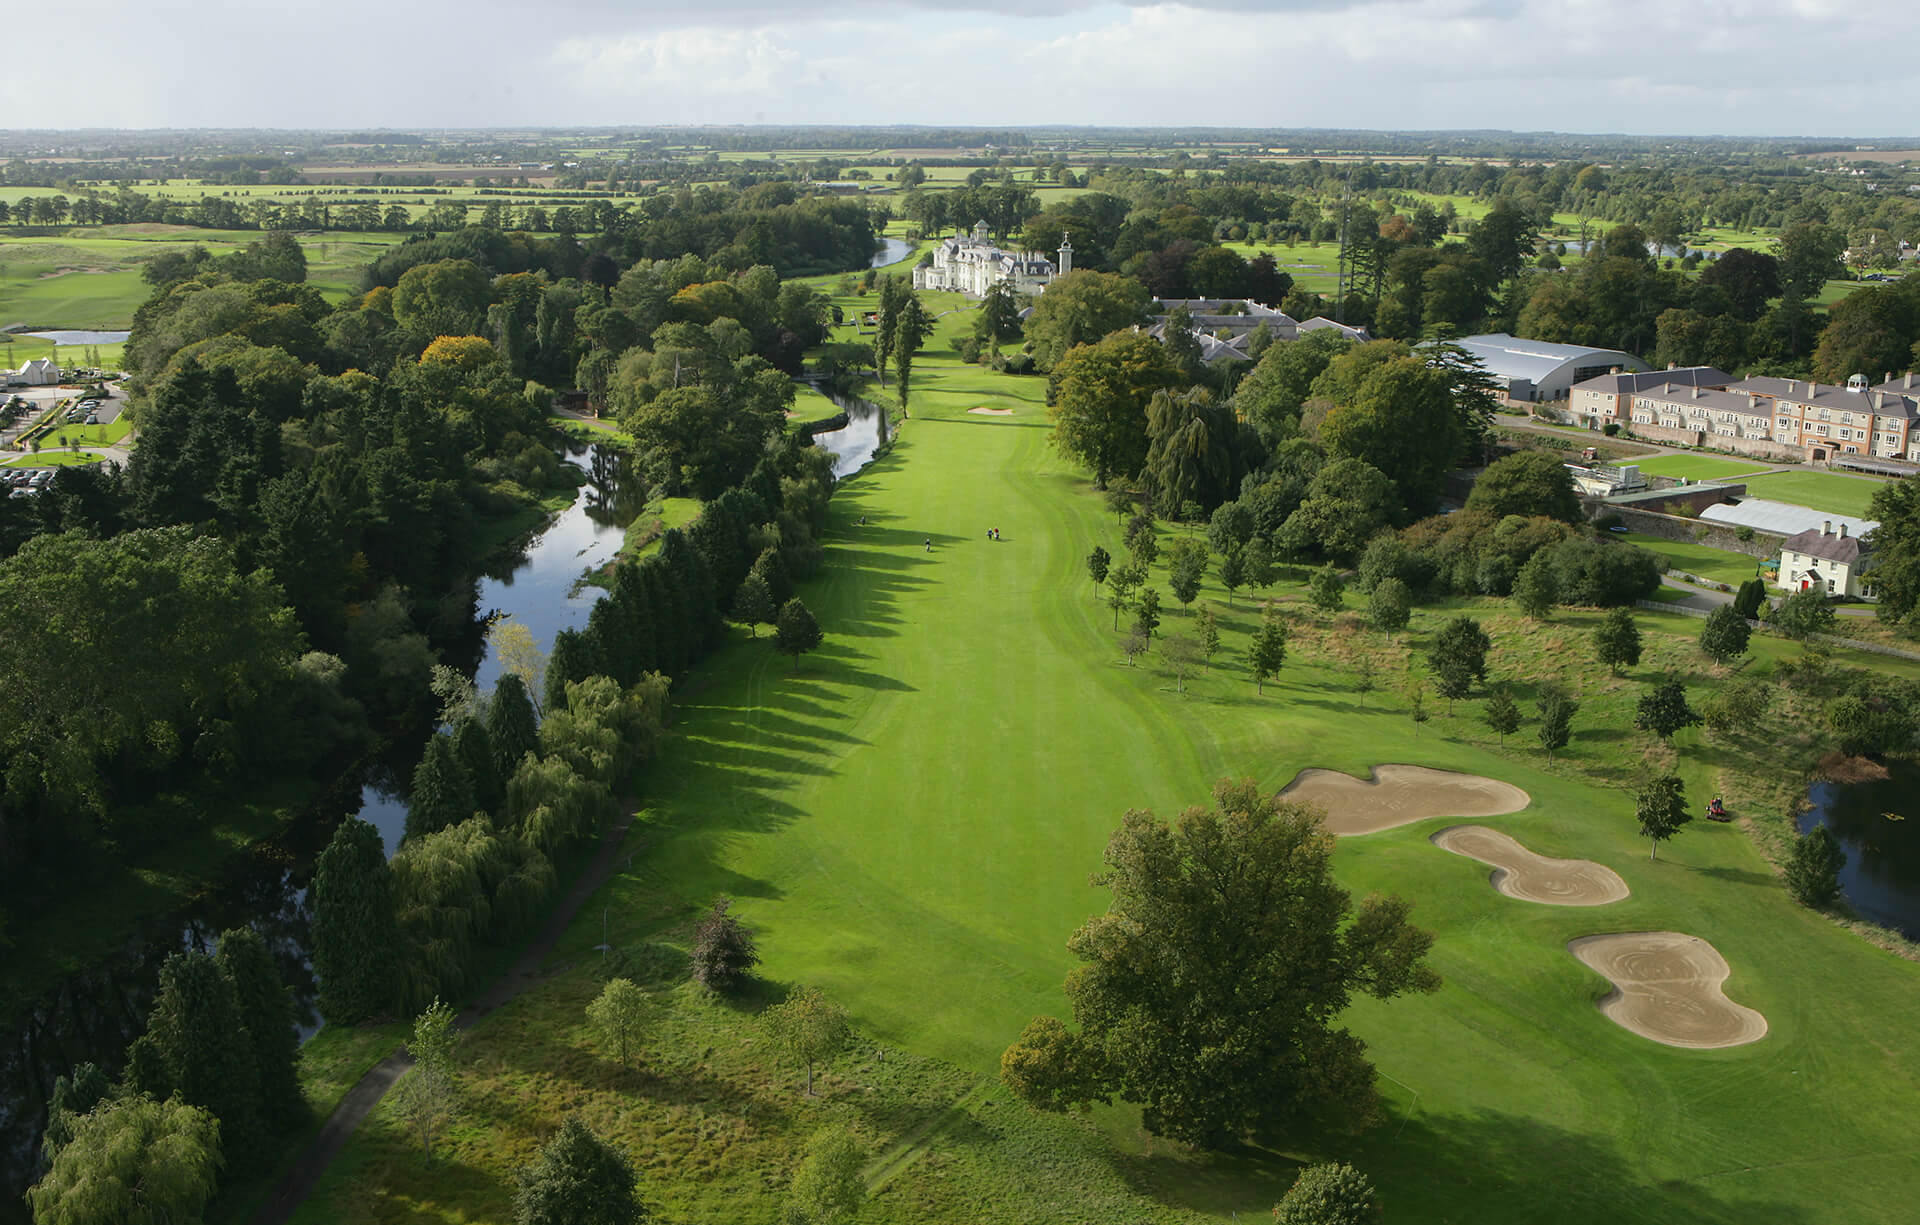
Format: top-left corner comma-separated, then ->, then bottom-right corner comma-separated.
1622,423 -> 1804,463
1606,503 -> 1784,560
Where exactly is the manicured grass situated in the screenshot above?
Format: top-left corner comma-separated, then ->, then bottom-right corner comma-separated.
790,384 -> 848,425
1741,471 -> 1888,520
22,416 -> 132,449
1,450 -> 105,468
1621,532 -> 1766,587
1630,454 -> 1776,481
299,307 -> 1920,1224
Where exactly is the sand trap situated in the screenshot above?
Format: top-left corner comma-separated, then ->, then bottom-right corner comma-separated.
1431,825 -> 1629,906
1279,765 -> 1530,836
966,406 -> 1015,415
1569,932 -> 1768,1049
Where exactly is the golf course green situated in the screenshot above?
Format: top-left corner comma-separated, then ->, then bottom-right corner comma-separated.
292,302 -> 1920,1225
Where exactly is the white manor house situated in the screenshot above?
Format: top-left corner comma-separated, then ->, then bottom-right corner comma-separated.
912,220 -> 1070,297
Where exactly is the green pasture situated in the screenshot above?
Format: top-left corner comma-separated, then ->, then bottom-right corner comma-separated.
1218,240 -> 1342,293
0,333 -> 127,368
297,301 -> 1920,1224
1629,454 -> 1777,481
0,450 -> 103,468
1741,470 -> 1887,519
1621,532 -> 1767,587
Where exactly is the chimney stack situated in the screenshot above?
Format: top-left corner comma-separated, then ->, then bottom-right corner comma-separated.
1840,523 -> 1849,538
1907,372 -> 1915,390
1823,520 -> 1833,536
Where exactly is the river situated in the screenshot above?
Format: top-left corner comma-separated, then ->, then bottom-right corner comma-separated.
871,237 -> 914,268
1799,760 -> 1920,939
808,390 -> 889,479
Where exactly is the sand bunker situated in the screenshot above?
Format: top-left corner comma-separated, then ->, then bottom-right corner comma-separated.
1569,932 -> 1768,1049
1279,765 -> 1530,836
966,406 -> 1015,416
1431,825 -> 1629,906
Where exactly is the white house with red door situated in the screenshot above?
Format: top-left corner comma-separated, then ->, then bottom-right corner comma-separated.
1776,520 -> 1875,600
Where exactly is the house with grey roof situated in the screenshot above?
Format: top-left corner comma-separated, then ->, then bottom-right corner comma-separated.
1296,316 -> 1371,342
1571,365 -> 1732,428
3,357 -> 60,386
1776,520 -> 1874,599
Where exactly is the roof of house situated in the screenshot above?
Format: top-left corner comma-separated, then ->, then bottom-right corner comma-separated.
1780,525 -> 1865,566
1629,382 -> 1772,419
1297,316 -> 1371,341
1699,497 -> 1879,541
1730,376 -> 1920,419
1872,372 -> 1918,396
1452,334 -> 1648,384
1574,366 -> 1732,395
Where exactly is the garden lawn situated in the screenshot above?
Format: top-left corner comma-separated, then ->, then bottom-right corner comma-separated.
1623,532 -> 1767,588
1741,471 -> 1888,520
1630,454 -> 1776,481
297,306 -> 1920,1225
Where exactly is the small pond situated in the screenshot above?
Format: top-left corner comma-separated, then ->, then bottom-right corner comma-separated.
871,237 -> 914,268
1799,759 -> 1920,939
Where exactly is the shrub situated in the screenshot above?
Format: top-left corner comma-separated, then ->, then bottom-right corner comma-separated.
690,896 -> 760,992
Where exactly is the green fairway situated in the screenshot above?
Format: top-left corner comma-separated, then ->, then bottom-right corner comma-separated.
299,305 -> 1920,1225
1621,532 -> 1766,587
1741,471 -> 1887,520
1630,454 -> 1776,481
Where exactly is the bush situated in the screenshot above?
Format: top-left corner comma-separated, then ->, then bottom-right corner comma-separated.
1602,422 -> 1620,436
1273,1162 -> 1380,1225
956,336 -> 982,363
690,896 -> 760,992
1786,826 -> 1846,908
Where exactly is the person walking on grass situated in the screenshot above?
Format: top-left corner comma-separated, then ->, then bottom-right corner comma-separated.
925,538 -> 932,552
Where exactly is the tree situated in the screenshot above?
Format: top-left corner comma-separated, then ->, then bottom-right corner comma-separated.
1273,1162 -> 1381,1225
892,294 -> 933,411
786,1127 -> 865,1225
123,950 -> 260,1154
690,896 -> 760,993
26,1096 -> 223,1225
493,620 -> 548,706
731,572 -> 776,638
1483,687 -> 1521,745
1731,577 -> 1767,621
1770,588 -> 1836,641
1167,539 -> 1207,613
1465,451 -> 1583,524
1427,616 -> 1491,713
1593,607 -> 1643,676
216,926 -> 304,1130
1086,544 -> 1111,597
1162,631 -> 1201,694
1197,606 -> 1220,670
870,276 -> 904,385
1132,588 -> 1162,641
975,279 -> 1024,357
406,733 -> 476,842
39,1063 -> 113,1168
1536,683 -> 1577,758
1023,269 -> 1151,371
1309,564 -> 1346,615
1635,774 -> 1692,860
1243,536 -> 1276,593
1121,627 -> 1150,667
763,986 -> 851,1096
1046,330 -> 1182,488
1634,675 -> 1702,741
1867,474 -> 1920,633
1000,780 -> 1439,1145
400,997 -> 459,1162
1108,557 -> 1144,629
1318,353 -> 1461,514
775,598 -> 824,669
1512,554 -> 1558,620
312,816 -> 398,1025
1699,604 -> 1752,664
1367,577 -> 1411,637
586,978 -> 650,1068
514,1115 -> 647,1225
1277,459 -> 1401,565
1786,826 -> 1847,908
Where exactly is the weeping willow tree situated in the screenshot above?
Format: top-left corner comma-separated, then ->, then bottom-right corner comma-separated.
390,817 -> 556,1012
506,752 -> 618,859
540,671 -> 671,786
1141,386 -> 1254,517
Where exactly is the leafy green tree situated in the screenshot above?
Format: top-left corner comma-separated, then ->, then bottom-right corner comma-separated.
400,997 -> 459,1162
1309,564 -> 1346,615
1243,536 -> 1275,592
892,294 -> 933,410
1108,558 -> 1145,629
38,1063 -> 113,1167
1405,675 -> 1430,736
1635,775 -> 1692,861
391,258 -> 492,338
1318,353 -> 1460,514
731,572 -> 776,638
1786,826 -> 1847,908
871,276 -> 904,386
1143,386 -> 1251,514
1046,329 -> 1182,488
1512,554 -> 1559,620
1699,604 -> 1752,664
26,1096 -> 222,1225
1218,545 -> 1248,605
1167,539 -> 1207,613
312,816 -> 398,1025
1866,474 -> 1920,633
787,1127 -> 865,1225
1273,1162 -> 1381,1225
1232,327 -> 1353,446
1428,616 -> 1491,713
763,986 -> 851,1096
1023,269 -> 1152,371
1122,628 -> 1150,667
974,279 -> 1024,357
1162,631 -> 1201,693
1536,683 -> 1577,758
451,715 -> 503,817
1132,588 -> 1163,640
216,926 -> 304,1130
406,733 -> 476,842
690,896 -> 760,993
1276,459 -> 1400,564
1086,544 -> 1111,596
1769,588 -> 1836,641
1197,606 -> 1220,669
514,1115 -> 647,1225
124,950 -> 261,1158
586,978 -> 650,1068
1731,578 -> 1767,620
1593,607 -> 1642,676
1367,577 -> 1412,636
1483,687 -> 1521,745
1000,779 -> 1439,1145
1465,450 -> 1583,524
775,598 -> 825,669
1634,675 -> 1702,741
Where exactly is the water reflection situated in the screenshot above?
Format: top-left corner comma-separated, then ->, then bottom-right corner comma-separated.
811,392 -> 887,479
1799,761 -> 1920,938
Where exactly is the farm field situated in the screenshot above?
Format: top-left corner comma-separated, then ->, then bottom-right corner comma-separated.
1741,471 -> 1888,520
1621,532 -> 1766,587
297,302 -> 1920,1225
1630,454 -> 1778,481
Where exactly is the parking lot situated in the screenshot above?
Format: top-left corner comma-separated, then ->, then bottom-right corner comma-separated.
1,381 -> 130,493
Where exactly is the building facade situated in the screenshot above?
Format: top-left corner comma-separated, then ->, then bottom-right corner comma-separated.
912,220 -> 1064,298
2,358 -> 60,386
1570,366 -> 1732,428
1776,521 -> 1873,599
1606,370 -> 1920,463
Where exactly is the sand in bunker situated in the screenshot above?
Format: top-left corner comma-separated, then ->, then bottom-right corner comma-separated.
1279,764 -> 1530,835
1569,932 -> 1768,1049
966,406 -> 1015,415
1431,825 -> 1629,906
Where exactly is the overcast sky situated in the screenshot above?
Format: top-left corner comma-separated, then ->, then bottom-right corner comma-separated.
4,0 -> 1911,138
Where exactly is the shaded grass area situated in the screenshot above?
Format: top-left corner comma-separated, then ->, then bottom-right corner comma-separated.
1631,454 -> 1776,481
296,304 -> 1920,1223
1622,532 -> 1767,587
1742,471 -> 1887,520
